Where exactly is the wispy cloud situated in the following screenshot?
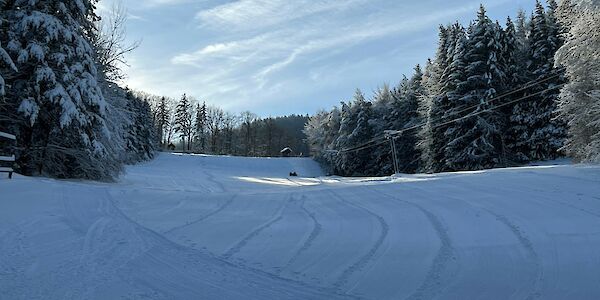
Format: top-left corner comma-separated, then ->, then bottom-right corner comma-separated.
175,1 -> 487,89
123,0 -> 528,115
196,0 -> 366,30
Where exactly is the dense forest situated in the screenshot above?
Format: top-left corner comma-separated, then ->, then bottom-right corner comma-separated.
305,0 -> 599,176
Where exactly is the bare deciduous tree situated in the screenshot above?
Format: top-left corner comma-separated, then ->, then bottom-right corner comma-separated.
206,107 -> 225,153
93,1 -> 141,82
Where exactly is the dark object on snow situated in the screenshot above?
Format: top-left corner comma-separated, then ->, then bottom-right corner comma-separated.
289,172 -> 298,177
280,147 -> 293,157
167,143 -> 176,151
0,131 -> 16,179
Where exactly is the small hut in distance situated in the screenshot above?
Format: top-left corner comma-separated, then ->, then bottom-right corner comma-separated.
280,147 -> 293,157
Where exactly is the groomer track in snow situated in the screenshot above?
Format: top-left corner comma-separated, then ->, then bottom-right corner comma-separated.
2,154 -> 600,299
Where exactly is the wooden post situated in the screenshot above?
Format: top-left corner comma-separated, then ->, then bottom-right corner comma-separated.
384,131 -> 400,176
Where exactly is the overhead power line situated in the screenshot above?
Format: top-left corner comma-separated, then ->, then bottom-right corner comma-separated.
385,69 -> 564,137
336,74 -> 565,154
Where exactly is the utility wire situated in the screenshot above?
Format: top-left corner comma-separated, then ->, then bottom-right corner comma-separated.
385,69 -> 564,136
338,70 -> 564,153
336,81 -> 565,153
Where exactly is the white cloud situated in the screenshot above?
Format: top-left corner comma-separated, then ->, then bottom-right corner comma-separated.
126,0 -> 519,115
196,0 -> 365,29
175,0 -> 487,90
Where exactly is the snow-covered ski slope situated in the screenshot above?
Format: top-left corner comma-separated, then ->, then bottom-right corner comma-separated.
2,154 -> 600,300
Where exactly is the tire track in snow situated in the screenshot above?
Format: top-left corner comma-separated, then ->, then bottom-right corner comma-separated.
463,179 -> 600,222
279,195 -> 323,274
221,195 -> 294,260
203,168 -> 227,193
199,156 -> 227,193
404,181 -> 545,300
163,195 -> 236,235
329,190 -> 390,290
370,188 -> 455,300
479,208 -> 543,300
446,181 -> 580,298
105,189 -> 351,299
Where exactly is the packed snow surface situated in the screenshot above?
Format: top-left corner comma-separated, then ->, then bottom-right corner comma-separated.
2,154 -> 600,299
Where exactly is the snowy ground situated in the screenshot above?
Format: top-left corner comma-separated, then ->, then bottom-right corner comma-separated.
2,154 -> 600,299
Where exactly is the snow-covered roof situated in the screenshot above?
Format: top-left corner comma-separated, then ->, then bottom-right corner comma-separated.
280,147 -> 292,153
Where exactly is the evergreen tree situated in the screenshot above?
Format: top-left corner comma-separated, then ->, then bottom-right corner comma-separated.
335,102 -> 355,176
503,17 -> 525,89
509,0 -> 567,162
423,26 -> 454,172
0,41 -> 17,96
395,65 -> 424,173
370,84 -> 395,175
324,107 -> 342,171
195,102 -> 207,152
124,91 -> 156,162
555,0 -> 600,162
0,0 -> 120,179
335,90 -> 374,176
515,9 -> 529,51
347,95 -> 374,176
444,5 -> 506,171
417,59 -> 436,172
174,94 -> 193,151
156,96 -> 170,147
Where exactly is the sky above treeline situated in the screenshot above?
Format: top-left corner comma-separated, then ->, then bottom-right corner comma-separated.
99,0 -> 538,117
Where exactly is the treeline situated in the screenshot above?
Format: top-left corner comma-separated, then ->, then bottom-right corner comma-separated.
305,1 -> 590,177
0,1 -> 156,180
141,92 -> 309,157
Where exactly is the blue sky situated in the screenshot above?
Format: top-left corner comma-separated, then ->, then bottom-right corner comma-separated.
99,0 -> 537,116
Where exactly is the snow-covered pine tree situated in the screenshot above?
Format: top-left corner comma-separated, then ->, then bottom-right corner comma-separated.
546,0 -> 563,53
347,94 -> 374,176
335,89 -> 374,176
442,25 -> 469,164
0,0 -> 121,179
304,110 -> 328,157
395,65 -> 424,173
194,101 -> 207,152
155,96 -> 170,148
124,90 -> 156,162
502,16 -> 533,163
0,41 -> 17,97
305,109 -> 341,173
370,84 -> 395,175
335,101 -> 355,176
503,17 -> 524,89
515,9 -> 530,52
444,5 -> 506,171
422,26 -> 454,173
555,0 -> 600,162
322,107 -> 341,171
509,0 -> 567,162
417,59 -> 436,172
174,93 -> 193,151
443,24 -> 467,101
373,83 -> 394,134
441,23 -> 463,92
